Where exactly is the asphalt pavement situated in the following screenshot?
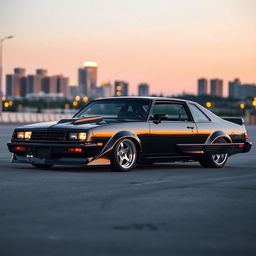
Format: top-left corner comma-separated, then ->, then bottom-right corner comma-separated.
0,124 -> 256,256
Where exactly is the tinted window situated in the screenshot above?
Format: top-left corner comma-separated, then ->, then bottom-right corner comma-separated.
152,103 -> 190,121
190,104 -> 210,122
75,100 -> 150,121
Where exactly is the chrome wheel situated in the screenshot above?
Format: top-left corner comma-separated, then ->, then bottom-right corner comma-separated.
116,139 -> 136,169
199,137 -> 229,168
212,138 -> 228,165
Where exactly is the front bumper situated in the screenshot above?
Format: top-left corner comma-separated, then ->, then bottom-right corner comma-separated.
11,154 -> 90,165
7,141 -> 103,165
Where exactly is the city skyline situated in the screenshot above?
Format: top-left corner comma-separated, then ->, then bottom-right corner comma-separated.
5,63 -> 256,99
1,0 -> 256,96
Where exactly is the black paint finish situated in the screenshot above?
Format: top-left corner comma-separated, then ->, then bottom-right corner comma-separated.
7,97 -> 251,165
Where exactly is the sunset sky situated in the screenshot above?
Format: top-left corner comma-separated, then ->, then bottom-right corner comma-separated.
1,0 -> 256,96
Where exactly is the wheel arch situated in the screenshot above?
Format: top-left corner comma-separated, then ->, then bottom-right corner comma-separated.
93,131 -> 142,161
205,130 -> 232,144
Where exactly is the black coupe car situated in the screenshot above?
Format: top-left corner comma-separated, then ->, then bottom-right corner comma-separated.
7,97 -> 252,171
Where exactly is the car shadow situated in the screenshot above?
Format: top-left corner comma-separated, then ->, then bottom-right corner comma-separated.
13,162 -> 201,173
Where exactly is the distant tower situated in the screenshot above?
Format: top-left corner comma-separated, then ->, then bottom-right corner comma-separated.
138,83 -> 149,96
6,74 -> 20,97
41,76 -> 57,94
114,81 -> 129,96
6,68 -> 26,97
198,78 -> 208,95
210,79 -> 223,97
56,75 -> 69,97
27,74 -> 42,94
228,78 -> 240,99
78,61 -> 98,96
100,82 -> 112,97
36,69 -> 48,76
14,68 -> 26,76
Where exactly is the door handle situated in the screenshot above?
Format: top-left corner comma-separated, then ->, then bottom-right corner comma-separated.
187,126 -> 195,129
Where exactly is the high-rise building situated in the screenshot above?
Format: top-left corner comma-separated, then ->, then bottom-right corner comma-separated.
78,68 -> 88,96
20,77 -> 27,97
14,68 -> 26,76
6,68 -> 69,98
36,69 -> 48,76
6,68 -> 26,97
138,83 -> 149,96
210,79 -> 223,97
56,75 -> 69,97
78,61 -> 98,96
101,82 -> 112,97
95,82 -> 113,98
6,74 -> 20,97
198,78 -> 208,95
114,81 -> 129,96
69,85 -> 79,98
239,84 -> 256,99
27,75 -> 42,94
84,61 -> 97,90
228,78 -> 240,99
41,76 -> 57,94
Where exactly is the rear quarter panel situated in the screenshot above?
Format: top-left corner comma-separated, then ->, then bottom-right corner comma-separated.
195,119 -> 246,143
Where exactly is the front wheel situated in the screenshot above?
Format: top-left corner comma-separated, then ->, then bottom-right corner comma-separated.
199,138 -> 228,168
111,138 -> 137,172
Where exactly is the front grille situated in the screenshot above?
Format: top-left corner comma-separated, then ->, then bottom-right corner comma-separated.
31,131 -> 66,141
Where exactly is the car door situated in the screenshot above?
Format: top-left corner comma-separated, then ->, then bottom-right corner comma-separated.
148,101 -> 197,155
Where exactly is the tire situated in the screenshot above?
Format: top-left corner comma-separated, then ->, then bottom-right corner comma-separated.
199,138 -> 228,168
111,138 -> 137,172
32,163 -> 53,169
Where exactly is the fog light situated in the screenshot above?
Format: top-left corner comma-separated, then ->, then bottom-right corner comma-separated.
14,146 -> 26,151
67,148 -> 83,152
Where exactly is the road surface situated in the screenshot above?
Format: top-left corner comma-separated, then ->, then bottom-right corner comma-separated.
0,124 -> 255,256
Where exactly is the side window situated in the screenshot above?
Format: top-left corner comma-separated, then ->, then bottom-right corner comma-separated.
152,103 -> 190,121
189,104 -> 211,122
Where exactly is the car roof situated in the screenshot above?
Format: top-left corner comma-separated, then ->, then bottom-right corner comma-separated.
93,96 -> 194,104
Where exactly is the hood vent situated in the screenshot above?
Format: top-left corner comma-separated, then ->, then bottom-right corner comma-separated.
57,116 -> 103,125
72,116 -> 103,125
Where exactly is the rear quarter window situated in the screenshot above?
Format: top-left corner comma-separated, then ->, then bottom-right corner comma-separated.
189,104 -> 211,122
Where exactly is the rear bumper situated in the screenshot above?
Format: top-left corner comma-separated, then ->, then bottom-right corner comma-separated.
178,141 -> 252,155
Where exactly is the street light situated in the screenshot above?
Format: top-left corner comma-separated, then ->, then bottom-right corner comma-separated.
0,35 -> 14,115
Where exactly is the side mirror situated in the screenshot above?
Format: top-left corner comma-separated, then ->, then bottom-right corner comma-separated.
151,114 -> 168,124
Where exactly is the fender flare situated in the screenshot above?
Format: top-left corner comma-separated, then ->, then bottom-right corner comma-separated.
205,131 -> 232,144
91,131 -> 142,161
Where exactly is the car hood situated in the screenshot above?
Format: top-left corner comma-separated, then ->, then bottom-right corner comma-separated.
16,116 -> 104,131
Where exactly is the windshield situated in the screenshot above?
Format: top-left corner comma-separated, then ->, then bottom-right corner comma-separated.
75,99 -> 151,121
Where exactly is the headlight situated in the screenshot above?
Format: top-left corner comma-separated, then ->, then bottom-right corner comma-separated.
69,132 -> 87,141
17,131 -> 32,140
78,132 -> 87,141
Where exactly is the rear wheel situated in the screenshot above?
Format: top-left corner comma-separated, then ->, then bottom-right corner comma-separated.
199,138 -> 228,168
111,138 -> 137,172
32,163 -> 53,169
